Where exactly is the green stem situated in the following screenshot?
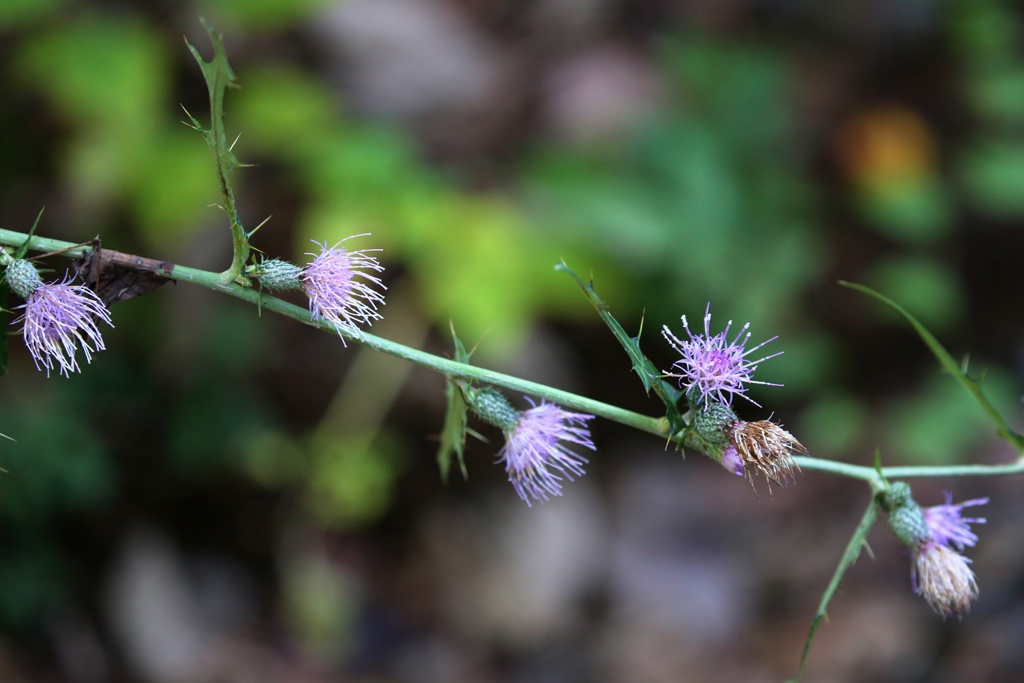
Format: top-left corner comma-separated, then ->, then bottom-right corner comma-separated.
4,226 -> 1024,486
0,228 -> 664,437
792,454 -> 1024,487
841,281 -> 1024,454
795,496 -> 878,682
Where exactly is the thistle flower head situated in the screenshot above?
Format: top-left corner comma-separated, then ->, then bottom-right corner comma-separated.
924,493 -> 988,551
301,236 -> 386,338
728,419 -> 804,487
661,303 -> 782,408
884,487 -> 987,618
497,398 -> 595,507
913,542 -> 979,618
4,261 -> 114,377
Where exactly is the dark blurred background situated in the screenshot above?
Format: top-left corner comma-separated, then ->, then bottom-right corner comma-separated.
2,1 -> 1024,681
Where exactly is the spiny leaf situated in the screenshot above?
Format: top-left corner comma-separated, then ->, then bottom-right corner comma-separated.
841,281 -> 1024,453
185,18 -> 249,282
437,323 -> 472,482
185,18 -> 238,177
557,262 -> 685,433
796,498 -> 878,681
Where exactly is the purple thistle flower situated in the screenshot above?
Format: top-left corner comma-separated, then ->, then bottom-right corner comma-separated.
661,303 -> 782,408
498,399 -> 595,507
10,269 -> 113,377
720,445 -> 745,478
301,236 -> 386,339
924,493 -> 988,551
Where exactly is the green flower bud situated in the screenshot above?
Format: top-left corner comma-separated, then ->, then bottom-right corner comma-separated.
248,258 -> 303,291
691,401 -> 738,451
4,258 -> 44,299
881,482 -> 929,548
879,481 -> 913,510
465,386 -> 520,431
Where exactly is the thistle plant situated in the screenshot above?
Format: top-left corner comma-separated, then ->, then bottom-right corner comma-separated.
2,21 -> 1023,682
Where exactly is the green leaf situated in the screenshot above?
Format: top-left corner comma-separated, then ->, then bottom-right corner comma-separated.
185,18 -> 249,282
557,263 -> 685,434
796,498 -> 878,681
185,19 -> 238,174
840,281 -> 1024,453
437,324 -> 472,482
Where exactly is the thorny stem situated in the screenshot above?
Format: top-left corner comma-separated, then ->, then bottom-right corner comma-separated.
2,227 -> 1023,485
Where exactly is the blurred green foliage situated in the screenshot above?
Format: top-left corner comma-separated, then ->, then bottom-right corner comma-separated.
0,380 -> 114,627
233,63 -> 597,351
954,2 -> 1024,217
524,37 -> 823,320
13,17 -> 218,243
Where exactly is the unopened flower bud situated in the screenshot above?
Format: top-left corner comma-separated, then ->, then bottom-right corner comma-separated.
249,258 -> 303,291
466,386 -> 521,431
689,401 -> 738,454
4,258 -> 44,299
881,482 -> 929,548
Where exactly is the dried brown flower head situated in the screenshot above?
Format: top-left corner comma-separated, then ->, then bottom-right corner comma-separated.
728,419 -> 805,487
913,541 -> 979,618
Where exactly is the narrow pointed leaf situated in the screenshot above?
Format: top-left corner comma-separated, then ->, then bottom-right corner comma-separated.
437,324 -> 472,481
841,281 -> 1024,452
557,263 -> 685,433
